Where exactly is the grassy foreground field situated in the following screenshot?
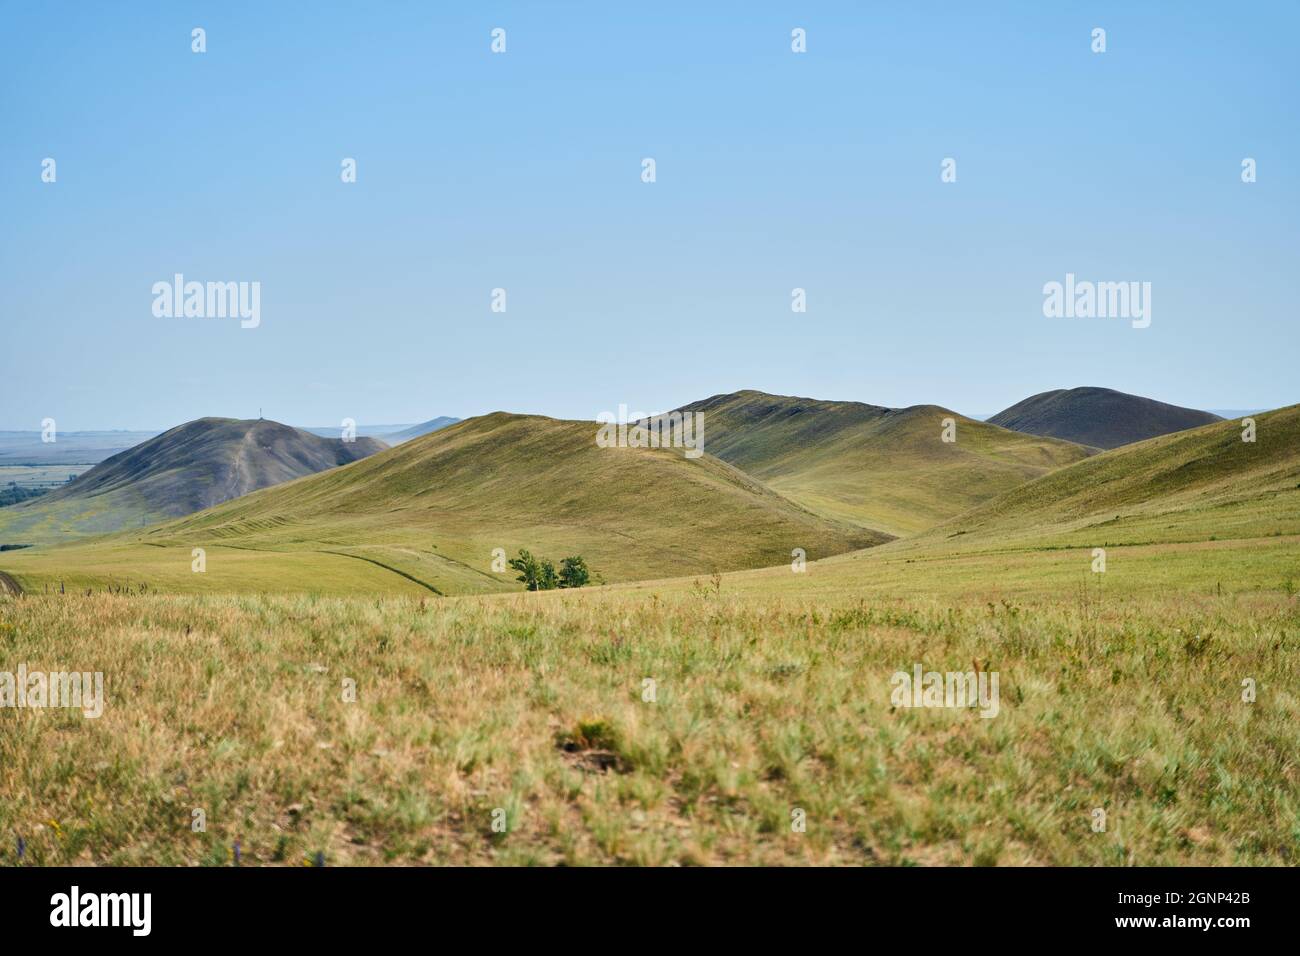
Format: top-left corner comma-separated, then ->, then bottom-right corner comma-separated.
2,536 -> 1297,866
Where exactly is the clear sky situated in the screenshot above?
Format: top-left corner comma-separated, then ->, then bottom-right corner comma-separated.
2,2 -> 1296,430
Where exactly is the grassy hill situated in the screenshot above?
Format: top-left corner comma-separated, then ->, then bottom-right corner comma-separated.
0,412 -> 885,595
908,402 -> 1300,554
988,386 -> 1221,449
668,390 -> 1094,536
624,403 -> 1300,606
0,418 -> 385,546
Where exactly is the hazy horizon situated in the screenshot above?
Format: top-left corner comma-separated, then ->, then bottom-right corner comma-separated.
0,385 -> 1281,434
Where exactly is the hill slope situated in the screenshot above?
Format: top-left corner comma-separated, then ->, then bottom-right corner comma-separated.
0,418 -> 385,544
0,413 -> 885,595
988,387 -> 1221,449
902,403 -> 1300,553
580,403 -> 1300,607
667,390 -> 1094,536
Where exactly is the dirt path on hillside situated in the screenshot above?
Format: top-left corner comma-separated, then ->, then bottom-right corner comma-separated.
0,570 -> 23,596
319,550 -> 445,595
224,429 -> 254,503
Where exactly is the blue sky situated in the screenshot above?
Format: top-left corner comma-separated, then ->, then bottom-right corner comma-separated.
2,1 -> 1296,430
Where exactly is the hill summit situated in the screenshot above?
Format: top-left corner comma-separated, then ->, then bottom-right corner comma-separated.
988,387 -> 1221,449
0,418 -> 385,543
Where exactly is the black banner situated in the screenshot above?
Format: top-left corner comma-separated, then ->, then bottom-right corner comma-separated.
0,866 -> 1278,942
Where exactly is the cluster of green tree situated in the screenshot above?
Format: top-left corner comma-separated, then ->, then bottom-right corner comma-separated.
507,549 -> 592,591
0,484 -> 50,508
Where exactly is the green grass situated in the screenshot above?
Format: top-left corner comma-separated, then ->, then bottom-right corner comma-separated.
1,537 -> 1296,866
1,543 -> 436,597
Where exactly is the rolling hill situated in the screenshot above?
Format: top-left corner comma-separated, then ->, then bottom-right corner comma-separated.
988,386 -> 1221,449
605,402 -> 1300,606
663,390 -> 1094,536
894,402 -> 1300,554
0,412 -> 885,595
0,418 -> 386,545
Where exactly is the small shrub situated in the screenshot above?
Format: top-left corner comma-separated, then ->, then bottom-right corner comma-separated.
508,549 -> 593,590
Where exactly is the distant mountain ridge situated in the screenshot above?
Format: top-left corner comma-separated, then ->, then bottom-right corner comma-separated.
300,423 -> 414,439
383,417 -> 461,443
989,387 -> 1221,449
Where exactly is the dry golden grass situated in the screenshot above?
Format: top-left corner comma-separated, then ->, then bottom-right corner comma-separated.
2,562 -> 1297,866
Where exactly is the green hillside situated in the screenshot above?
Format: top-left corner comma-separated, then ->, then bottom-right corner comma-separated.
670,390 -> 1094,536
0,412 -> 885,595
593,403 -> 1300,606
908,402 -> 1300,553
